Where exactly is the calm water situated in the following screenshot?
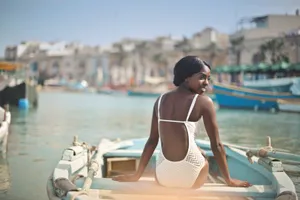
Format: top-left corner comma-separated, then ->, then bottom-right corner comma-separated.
0,91 -> 300,200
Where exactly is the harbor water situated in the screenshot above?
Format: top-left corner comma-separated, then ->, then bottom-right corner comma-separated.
0,91 -> 300,200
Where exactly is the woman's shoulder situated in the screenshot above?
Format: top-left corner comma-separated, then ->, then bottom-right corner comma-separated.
192,95 -> 215,119
157,90 -> 175,99
154,90 -> 179,106
196,94 -> 214,106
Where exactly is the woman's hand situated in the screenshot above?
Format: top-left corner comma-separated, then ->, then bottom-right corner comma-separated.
227,178 -> 251,187
112,173 -> 140,182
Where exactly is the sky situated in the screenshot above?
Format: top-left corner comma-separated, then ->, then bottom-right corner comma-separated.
0,0 -> 300,56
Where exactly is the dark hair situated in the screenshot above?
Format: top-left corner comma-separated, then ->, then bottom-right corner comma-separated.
173,56 -> 211,86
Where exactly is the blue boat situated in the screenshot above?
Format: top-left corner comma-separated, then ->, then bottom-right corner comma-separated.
243,77 -> 300,93
213,82 -> 300,111
97,89 -> 126,96
127,90 -> 161,98
47,136 -> 299,200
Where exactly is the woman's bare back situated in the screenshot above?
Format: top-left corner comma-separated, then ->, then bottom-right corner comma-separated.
157,90 -> 206,161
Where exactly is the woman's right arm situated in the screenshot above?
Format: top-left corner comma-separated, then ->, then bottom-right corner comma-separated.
202,97 -> 250,187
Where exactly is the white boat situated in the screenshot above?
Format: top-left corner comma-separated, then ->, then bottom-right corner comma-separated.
278,99 -> 300,113
0,111 -> 11,155
242,77 -> 300,95
46,136 -> 299,200
243,77 -> 298,89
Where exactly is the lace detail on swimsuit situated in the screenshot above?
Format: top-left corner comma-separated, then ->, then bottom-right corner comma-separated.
185,150 -> 204,167
157,148 -> 203,167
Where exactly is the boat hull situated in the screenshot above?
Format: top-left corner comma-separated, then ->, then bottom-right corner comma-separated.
213,83 -> 300,110
278,104 -> 300,113
0,112 -> 11,155
47,136 -> 298,200
0,112 -> 11,193
278,99 -> 300,113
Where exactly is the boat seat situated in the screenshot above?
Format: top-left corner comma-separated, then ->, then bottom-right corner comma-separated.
75,177 -> 276,198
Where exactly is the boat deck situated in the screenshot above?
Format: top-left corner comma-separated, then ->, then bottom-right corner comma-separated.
72,176 -> 273,200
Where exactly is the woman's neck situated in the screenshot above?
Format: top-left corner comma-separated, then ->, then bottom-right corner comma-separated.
177,83 -> 193,94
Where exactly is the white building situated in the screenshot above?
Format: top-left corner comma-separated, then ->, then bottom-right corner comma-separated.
229,11 -> 300,65
191,27 -> 229,50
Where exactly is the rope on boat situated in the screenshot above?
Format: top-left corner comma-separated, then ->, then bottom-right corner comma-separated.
245,136 -> 300,164
50,136 -> 98,199
73,136 -> 94,165
66,136 -> 100,199
82,160 -> 99,190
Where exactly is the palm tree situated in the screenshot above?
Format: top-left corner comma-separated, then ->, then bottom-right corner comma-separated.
285,29 -> 300,63
230,36 -> 244,65
205,42 -> 220,66
258,38 -> 288,64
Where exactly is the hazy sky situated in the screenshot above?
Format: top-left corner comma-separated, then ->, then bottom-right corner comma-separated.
0,0 -> 299,56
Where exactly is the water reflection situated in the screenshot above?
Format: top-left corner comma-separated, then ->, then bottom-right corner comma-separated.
0,155 -> 11,195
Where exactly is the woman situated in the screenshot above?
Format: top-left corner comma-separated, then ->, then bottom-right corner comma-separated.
113,56 -> 251,188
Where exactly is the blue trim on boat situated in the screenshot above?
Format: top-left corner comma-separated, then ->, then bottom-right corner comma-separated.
213,83 -> 300,110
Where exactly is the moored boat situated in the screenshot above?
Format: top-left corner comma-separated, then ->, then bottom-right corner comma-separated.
213,63 -> 300,94
213,82 -> 300,111
97,88 -> 126,96
46,136 -> 299,200
0,108 -> 11,155
277,99 -> 300,113
0,61 -> 39,108
243,77 -> 300,93
127,90 -> 161,98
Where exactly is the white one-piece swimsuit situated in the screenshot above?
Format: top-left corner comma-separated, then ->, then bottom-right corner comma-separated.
155,93 -> 206,188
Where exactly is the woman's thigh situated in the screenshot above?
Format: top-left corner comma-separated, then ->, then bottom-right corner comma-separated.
192,159 -> 209,189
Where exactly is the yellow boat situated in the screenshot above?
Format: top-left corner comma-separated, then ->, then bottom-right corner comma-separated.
0,61 -> 22,71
